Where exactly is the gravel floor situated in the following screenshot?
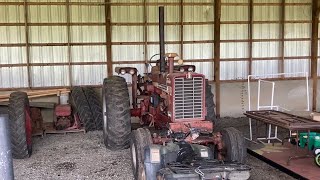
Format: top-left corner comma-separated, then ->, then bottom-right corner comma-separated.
13,118 -> 296,180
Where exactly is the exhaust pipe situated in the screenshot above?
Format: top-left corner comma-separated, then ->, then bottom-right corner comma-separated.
159,6 -> 165,73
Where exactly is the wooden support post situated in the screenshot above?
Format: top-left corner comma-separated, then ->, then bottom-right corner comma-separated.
180,0 -> 184,59
143,0 -> 148,65
279,0 -> 285,75
23,0 -> 31,88
105,0 -> 112,77
248,0 -> 253,75
311,0 -> 319,111
214,0 -> 221,118
66,0 -> 72,86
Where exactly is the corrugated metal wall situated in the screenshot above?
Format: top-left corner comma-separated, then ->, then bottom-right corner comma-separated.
0,0 -> 315,88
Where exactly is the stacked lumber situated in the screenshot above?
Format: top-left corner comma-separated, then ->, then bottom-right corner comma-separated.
0,88 -> 70,102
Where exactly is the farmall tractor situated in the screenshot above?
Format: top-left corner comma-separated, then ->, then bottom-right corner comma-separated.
102,7 -> 250,180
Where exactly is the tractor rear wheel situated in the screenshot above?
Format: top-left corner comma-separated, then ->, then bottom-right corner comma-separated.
83,87 -> 103,130
221,127 -> 246,164
103,76 -> 131,150
130,128 -> 152,180
8,92 -> 32,159
71,87 -> 95,131
205,80 -> 217,124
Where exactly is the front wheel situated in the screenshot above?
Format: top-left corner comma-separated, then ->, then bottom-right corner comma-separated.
130,128 -> 152,180
221,127 -> 247,164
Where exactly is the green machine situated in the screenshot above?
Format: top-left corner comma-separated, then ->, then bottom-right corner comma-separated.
298,132 -> 320,167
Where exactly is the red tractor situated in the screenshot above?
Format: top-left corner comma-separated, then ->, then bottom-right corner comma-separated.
102,7 -> 250,180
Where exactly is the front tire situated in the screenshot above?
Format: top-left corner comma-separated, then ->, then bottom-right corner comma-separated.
8,92 -> 32,159
130,128 -> 152,180
103,76 -> 131,150
221,127 -> 247,163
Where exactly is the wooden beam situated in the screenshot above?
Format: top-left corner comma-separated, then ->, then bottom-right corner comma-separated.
143,0 -> 148,65
180,0 -> 184,59
23,0 -> 31,88
66,0 -> 72,87
214,0 -> 221,118
279,0 -> 285,74
311,0 -> 319,111
105,0 -> 112,77
248,0 -> 253,75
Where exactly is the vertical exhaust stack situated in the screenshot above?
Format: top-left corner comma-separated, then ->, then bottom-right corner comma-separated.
159,6 -> 165,73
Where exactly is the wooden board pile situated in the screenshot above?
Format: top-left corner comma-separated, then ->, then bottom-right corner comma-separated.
0,88 -> 70,102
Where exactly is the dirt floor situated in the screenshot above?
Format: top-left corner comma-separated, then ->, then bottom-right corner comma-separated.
13,117 -> 296,180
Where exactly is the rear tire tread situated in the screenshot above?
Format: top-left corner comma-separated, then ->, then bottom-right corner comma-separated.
71,87 -> 95,131
8,92 -> 32,159
83,87 -> 103,130
103,76 -> 131,150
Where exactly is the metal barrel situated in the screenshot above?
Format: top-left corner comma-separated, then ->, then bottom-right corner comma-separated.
159,6 -> 165,73
0,114 -> 14,180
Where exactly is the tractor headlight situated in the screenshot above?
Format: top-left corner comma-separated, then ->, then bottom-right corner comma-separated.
188,66 -> 194,72
179,67 -> 185,72
129,69 -> 135,75
120,69 -> 126,75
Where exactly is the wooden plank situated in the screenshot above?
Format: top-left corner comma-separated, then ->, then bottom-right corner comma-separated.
311,0 -> 319,111
66,0 -> 72,87
248,0 -> 253,75
180,0 -> 184,59
214,0 -> 221,118
279,0 -> 285,75
0,38 -> 313,47
23,0 -> 31,88
143,0 -> 148,65
105,0 -> 112,77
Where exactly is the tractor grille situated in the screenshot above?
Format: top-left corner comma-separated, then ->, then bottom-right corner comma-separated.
174,77 -> 203,120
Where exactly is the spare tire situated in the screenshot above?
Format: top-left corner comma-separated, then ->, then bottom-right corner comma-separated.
205,80 -> 217,124
83,87 -> 103,130
103,76 -> 131,150
221,127 -> 246,164
8,92 -> 32,159
71,87 -> 95,131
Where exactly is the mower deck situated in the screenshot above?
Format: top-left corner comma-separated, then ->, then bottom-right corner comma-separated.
157,160 -> 250,180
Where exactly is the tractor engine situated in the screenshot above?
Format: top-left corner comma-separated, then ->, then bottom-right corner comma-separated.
138,71 -> 208,130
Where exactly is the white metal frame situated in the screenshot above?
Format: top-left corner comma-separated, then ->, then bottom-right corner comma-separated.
247,72 -> 310,143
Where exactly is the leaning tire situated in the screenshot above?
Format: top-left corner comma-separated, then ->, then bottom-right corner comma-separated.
221,127 -> 246,164
8,92 -> 32,159
71,87 -> 95,131
130,128 -> 152,180
103,76 -> 131,150
205,80 -> 217,124
83,87 -> 103,130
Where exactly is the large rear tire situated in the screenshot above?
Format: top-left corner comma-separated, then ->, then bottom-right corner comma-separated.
130,128 -> 152,180
221,127 -> 246,164
8,92 -> 32,159
71,87 -> 95,131
205,80 -> 217,124
103,76 -> 131,150
83,87 -> 103,130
